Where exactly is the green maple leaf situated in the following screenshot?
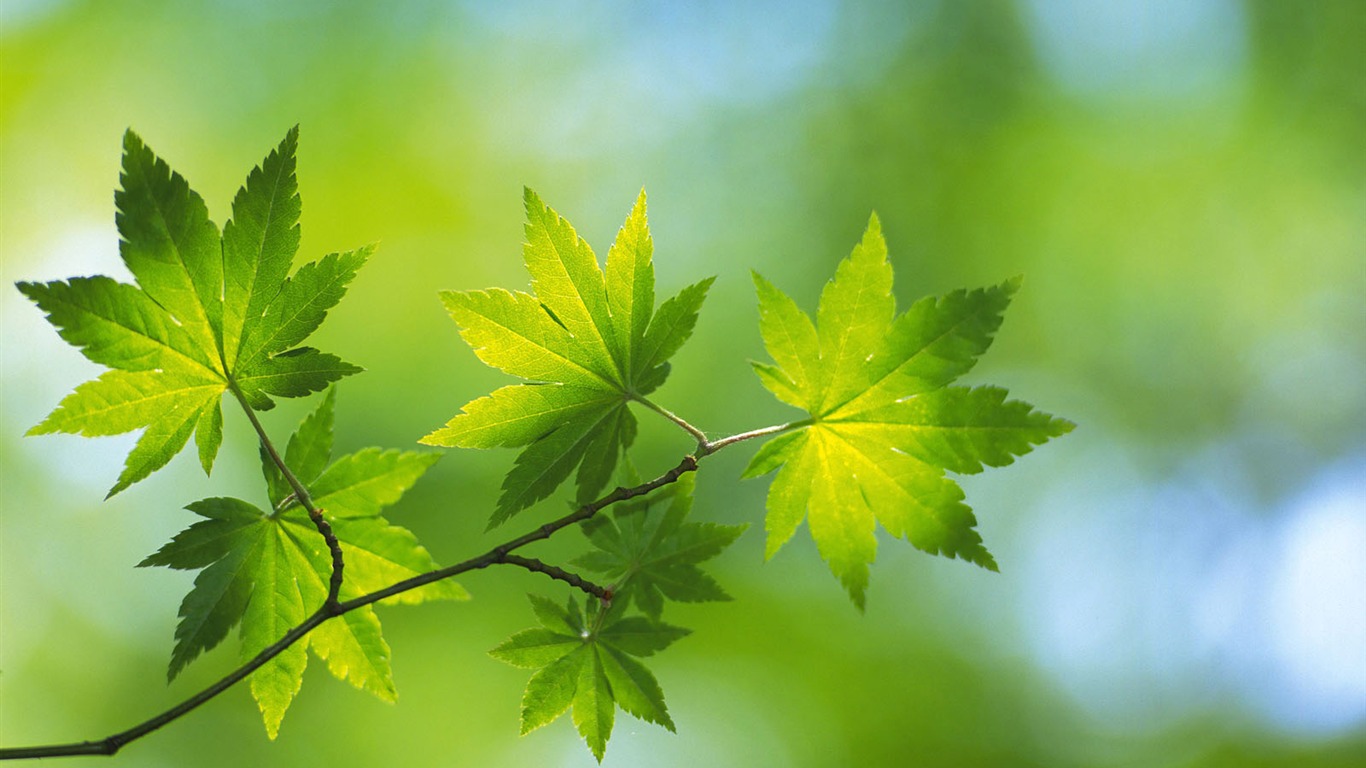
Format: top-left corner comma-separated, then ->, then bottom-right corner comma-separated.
18,127 -> 368,496
422,189 -> 713,526
743,215 -> 1074,608
140,388 -> 465,738
575,474 -> 745,620
490,595 -> 688,762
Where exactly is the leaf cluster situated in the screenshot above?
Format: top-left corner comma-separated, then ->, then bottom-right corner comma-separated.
19,130 -> 458,740
13,134 -> 1075,764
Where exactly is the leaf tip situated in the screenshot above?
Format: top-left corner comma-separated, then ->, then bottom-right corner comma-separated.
355,241 -> 380,261
839,571 -> 870,611
24,419 -> 55,437
484,510 -> 510,532
522,186 -> 544,212
762,536 -> 786,561
963,543 -> 1000,572
416,430 -> 447,447
835,562 -> 870,611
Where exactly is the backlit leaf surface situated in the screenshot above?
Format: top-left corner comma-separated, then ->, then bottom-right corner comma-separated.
19,128 -> 367,495
423,190 -> 713,525
140,390 -> 463,737
745,215 -> 1073,607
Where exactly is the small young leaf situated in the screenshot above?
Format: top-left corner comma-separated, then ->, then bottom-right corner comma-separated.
748,215 -> 1074,607
576,475 -> 745,620
424,190 -> 713,525
491,595 -> 687,761
141,391 -> 463,737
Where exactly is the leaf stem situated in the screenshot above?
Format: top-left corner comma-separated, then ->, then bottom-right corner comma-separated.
630,394 -> 709,447
698,420 -> 806,456
228,384 -> 344,609
632,394 -> 805,458
0,418 -> 787,761
587,591 -> 612,636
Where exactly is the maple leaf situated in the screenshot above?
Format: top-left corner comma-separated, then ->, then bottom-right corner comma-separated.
575,474 -> 745,620
18,127 -> 368,496
140,388 -> 465,738
743,215 -> 1073,608
490,594 -> 688,762
421,189 -> 713,525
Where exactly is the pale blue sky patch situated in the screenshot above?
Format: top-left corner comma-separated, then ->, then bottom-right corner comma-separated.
1021,0 -> 1248,103
1258,461 -> 1366,734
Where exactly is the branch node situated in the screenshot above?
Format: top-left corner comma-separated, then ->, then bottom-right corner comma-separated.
307,507 -> 345,606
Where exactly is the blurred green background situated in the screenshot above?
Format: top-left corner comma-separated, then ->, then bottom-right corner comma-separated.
2,1 -> 1364,765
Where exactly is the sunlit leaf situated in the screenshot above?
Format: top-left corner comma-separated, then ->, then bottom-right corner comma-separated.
423,189 -> 713,525
18,128 -> 367,495
746,214 -> 1073,607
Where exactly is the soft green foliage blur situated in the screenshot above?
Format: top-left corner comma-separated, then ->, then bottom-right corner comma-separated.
2,1 -> 1364,766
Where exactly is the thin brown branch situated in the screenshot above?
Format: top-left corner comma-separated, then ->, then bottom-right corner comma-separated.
307,508 -> 345,608
499,554 -> 609,601
334,452 -> 699,613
